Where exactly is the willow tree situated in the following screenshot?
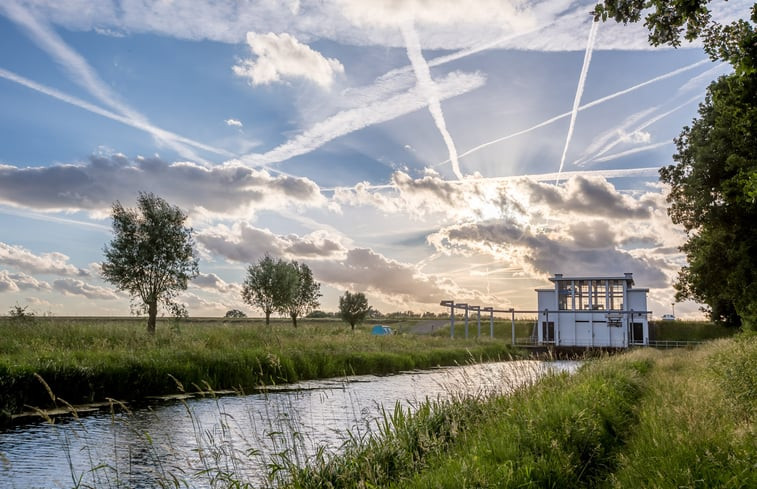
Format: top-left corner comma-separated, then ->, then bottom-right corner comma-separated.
102,192 -> 199,334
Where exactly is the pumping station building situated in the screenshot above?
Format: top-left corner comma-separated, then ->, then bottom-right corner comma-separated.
441,272 -> 651,349
535,273 -> 650,348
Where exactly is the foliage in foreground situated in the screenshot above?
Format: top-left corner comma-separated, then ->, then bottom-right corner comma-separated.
281,336 -> 756,489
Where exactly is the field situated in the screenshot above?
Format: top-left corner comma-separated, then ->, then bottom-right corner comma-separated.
0,316 -> 519,424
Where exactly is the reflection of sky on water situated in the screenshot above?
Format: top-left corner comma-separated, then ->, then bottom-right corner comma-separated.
0,360 -> 579,488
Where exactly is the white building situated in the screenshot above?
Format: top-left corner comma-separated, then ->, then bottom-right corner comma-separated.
535,273 -> 650,348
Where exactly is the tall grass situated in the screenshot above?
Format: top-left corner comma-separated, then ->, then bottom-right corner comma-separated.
279,335 -> 756,489
0,317 -> 518,422
607,335 -> 756,488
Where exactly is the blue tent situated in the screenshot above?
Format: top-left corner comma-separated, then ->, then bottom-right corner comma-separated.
371,325 -> 393,335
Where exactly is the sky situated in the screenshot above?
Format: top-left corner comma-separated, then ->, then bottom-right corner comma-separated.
0,0 -> 750,320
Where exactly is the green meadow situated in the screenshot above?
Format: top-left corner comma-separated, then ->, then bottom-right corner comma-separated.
0,316 -> 518,423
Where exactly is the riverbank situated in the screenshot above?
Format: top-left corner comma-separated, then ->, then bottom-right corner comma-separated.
281,334 -> 756,489
0,317 -> 520,425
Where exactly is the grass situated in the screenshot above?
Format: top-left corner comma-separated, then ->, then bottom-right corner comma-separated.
0,316 -> 519,423
648,319 -> 738,341
279,334 -> 756,489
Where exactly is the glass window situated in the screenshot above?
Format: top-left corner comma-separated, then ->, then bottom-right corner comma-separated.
592,280 -> 606,310
609,280 -> 624,310
577,280 -> 590,310
558,281 -> 572,310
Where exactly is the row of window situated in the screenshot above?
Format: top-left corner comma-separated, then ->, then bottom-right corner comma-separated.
557,279 -> 624,310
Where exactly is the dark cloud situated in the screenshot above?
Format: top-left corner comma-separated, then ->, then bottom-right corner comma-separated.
0,155 -> 323,214
309,248 -> 454,303
431,219 -> 669,288
523,175 -> 652,219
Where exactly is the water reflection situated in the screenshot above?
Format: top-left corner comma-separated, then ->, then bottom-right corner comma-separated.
0,360 -> 578,488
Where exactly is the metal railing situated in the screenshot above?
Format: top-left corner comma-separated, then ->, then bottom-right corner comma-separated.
646,340 -> 704,349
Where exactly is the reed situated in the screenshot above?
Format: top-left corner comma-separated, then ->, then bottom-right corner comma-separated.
0,317 -> 518,421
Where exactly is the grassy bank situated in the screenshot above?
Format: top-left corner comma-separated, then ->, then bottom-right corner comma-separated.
281,335 -> 756,489
0,317 -> 518,423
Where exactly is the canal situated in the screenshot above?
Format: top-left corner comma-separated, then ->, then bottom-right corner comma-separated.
0,360 -> 579,488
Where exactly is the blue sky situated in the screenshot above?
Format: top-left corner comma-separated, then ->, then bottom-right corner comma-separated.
0,0 -> 750,319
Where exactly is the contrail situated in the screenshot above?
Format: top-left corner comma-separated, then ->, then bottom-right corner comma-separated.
556,20 -> 599,183
0,68 -> 234,158
587,94 -> 701,162
436,59 -> 708,167
401,21 -> 464,180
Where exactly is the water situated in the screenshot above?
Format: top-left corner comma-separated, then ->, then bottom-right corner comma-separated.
0,360 -> 578,488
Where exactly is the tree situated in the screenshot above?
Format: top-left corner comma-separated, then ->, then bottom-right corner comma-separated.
286,262 -> 321,328
102,192 -> 199,334
241,255 -> 297,325
660,72 -> 757,328
339,291 -> 371,330
593,1 -> 756,73
224,309 -> 247,318
594,1 -> 757,328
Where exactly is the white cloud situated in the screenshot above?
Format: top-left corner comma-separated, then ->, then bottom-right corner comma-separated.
52,278 -> 119,300
225,118 -> 243,127
0,242 -> 87,276
233,32 -> 344,88
197,222 -> 348,263
191,273 -> 241,294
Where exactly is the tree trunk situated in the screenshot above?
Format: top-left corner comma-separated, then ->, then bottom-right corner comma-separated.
265,310 -> 271,326
351,321 -> 355,331
291,314 -> 298,328
147,300 -> 158,335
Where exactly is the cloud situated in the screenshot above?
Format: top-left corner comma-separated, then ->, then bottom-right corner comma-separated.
0,270 -> 52,292
191,273 -> 241,294
197,222 -> 348,263
521,175 -> 652,219
196,221 -> 477,307
53,278 -> 119,300
0,242 -> 87,276
225,118 -> 243,127
428,219 -> 670,288
233,32 -> 344,88
0,155 -> 325,216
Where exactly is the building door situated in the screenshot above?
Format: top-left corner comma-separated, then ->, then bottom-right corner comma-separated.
542,321 -> 555,343
630,322 -> 644,344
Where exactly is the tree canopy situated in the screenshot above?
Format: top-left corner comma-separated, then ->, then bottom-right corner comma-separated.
101,192 -> 198,334
285,261 -> 321,328
593,1 -> 757,73
660,72 -> 757,328
339,291 -> 371,330
594,1 -> 757,328
241,255 -> 298,325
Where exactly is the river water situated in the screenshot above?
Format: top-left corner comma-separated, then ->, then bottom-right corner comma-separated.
0,360 -> 578,488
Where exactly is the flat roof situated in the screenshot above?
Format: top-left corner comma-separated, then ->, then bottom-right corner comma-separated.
548,274 -> 635,286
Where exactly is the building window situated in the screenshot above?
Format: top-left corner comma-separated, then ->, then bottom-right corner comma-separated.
591,280 -> 606,309
577,280 -> 590,310
609,280 -> 624,310
558,281 -> 572,310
